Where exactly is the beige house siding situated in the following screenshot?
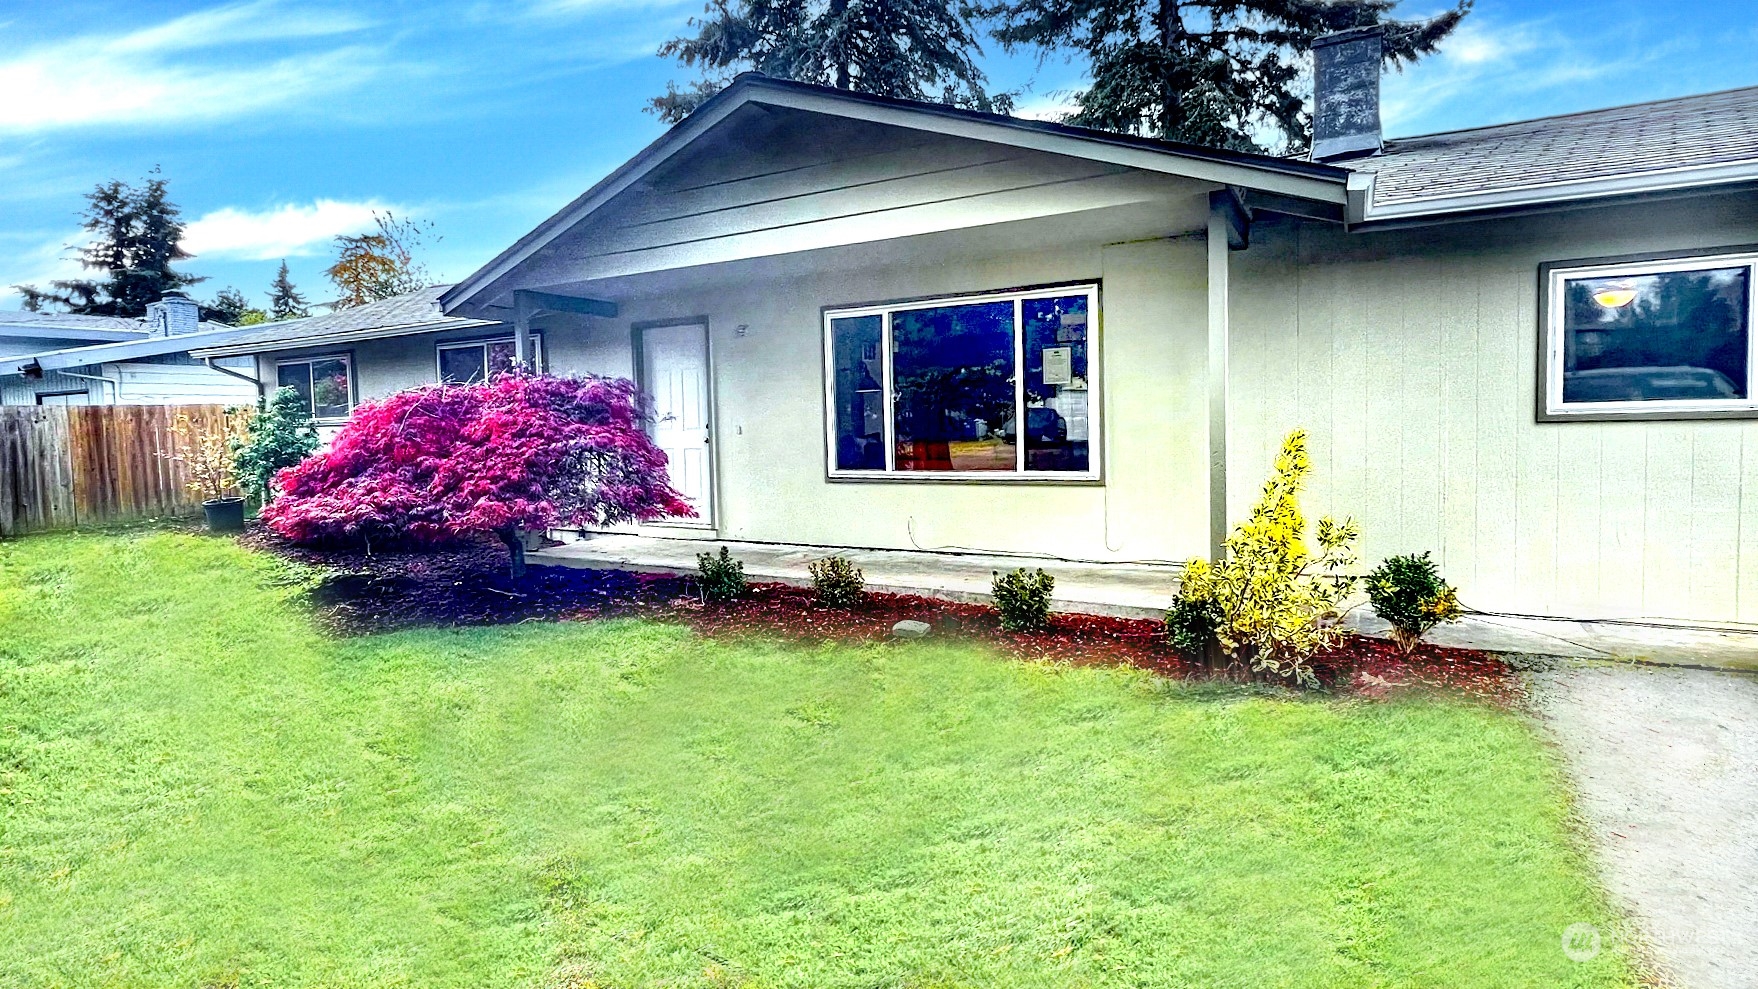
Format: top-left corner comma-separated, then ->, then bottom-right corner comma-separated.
1230,191 -> 1758,623
566,237 -> 1211,564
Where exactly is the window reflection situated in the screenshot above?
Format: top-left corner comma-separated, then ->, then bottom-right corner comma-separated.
891,300 -> 1017,471
1562,266 -> 1749,403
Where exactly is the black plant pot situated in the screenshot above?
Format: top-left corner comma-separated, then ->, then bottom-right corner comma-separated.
202,497 -> 246,533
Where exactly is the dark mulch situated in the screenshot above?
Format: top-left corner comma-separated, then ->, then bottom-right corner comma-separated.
243,529 -> 686,636
245,527 -> 1515,699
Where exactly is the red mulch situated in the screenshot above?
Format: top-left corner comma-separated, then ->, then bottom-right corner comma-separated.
646,582 -> 1517,702
245,527 -> 1516,701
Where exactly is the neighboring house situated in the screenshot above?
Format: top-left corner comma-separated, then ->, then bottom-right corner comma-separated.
189,285 -> 516,434
207,28 -> 1758,625
0,293 -> 261,406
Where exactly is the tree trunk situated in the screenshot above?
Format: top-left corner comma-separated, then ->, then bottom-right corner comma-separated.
498,527 -> 527,580
1157,0 -> 1185,137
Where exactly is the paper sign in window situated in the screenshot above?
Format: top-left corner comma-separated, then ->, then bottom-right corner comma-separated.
1041,346 -> 1073,386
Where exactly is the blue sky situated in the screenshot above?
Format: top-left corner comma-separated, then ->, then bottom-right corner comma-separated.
2,0 -> 1755,312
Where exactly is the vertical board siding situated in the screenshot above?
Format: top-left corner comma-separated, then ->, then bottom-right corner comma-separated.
0,404 -> 228,537
1233,198 -> 1758,624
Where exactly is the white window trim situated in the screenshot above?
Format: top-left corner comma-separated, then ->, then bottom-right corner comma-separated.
274,353 -> 354,423
1545,250 -> 1758,418
823,283 -> 1101,482
435,333 -> 544,383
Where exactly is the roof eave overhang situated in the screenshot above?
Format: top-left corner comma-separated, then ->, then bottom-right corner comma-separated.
1352,159 -> 1758,230
188,317 -> 503,358
441,77 -> 1350,312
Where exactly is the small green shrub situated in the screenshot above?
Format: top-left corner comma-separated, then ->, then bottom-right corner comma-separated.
233,386 -> 319,505
1178,429 -> 1360,686
808,555 -> 864,608
1366,551 -> 1463,653
1164,592 -> 1221,658
697,546 -> 746,604
992,568 -> 1054,633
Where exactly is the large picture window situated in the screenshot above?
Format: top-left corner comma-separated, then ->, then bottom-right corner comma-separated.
1544,251 -> 1758,417
437,335 -> 542,384
825,285 -> 1098,478
276,355 -> 353,420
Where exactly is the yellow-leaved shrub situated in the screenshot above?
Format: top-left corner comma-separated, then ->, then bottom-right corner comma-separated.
1174,429 -> 1359,686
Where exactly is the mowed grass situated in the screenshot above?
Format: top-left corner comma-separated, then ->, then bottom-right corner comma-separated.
0,530 -> 1634,989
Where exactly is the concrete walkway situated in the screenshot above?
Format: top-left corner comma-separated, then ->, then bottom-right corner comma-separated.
535,532 -> 1758,670
1528,664 -> 1758,989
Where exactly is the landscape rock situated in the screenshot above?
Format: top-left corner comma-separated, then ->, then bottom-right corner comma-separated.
891,619 -> 932,639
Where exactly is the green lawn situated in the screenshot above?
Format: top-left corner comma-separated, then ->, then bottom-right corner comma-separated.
0,530 -> 1635,988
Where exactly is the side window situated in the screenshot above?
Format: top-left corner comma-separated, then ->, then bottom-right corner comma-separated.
276,356 -> 353,419
1545,252 -> 1756,417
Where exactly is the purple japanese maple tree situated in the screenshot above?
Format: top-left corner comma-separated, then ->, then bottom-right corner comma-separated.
264,373 -> 692,575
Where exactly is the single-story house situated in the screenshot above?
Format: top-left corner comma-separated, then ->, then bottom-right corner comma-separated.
189,285 -> 515,433
203,28 -> 1758,625
1,292 -> 261,406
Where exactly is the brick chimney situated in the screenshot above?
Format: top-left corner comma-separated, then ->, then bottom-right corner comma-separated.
1311,26 -> 1384,161
145,290 -> 200,337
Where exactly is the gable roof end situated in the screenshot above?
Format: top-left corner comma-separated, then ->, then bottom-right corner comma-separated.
440,75 -> 1352,312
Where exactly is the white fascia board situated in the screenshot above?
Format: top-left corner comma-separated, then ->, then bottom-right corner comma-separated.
441,81 -> 1349,311
1359,159 -> 1758,223
187,317 -> 502,359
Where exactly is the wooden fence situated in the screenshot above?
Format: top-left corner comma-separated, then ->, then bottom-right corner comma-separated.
0,404 -> 236,537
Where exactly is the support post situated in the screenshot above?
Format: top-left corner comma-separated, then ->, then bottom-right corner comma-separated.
1206,193 -> 1234,563
513,293 -> 534,369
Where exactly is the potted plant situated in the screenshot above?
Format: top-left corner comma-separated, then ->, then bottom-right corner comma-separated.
163,409 -> 250,532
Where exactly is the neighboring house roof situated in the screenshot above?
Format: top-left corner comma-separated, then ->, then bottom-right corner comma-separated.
188,285 -> 500,359
0,310 -> 151,344
1,320 -> 267,377
1350,85 -> 1758,222
442,73 -> 1354,311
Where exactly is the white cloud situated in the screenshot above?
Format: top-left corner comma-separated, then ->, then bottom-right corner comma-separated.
1013,92 -> 1081,123
183,200 -> 392,261
1381,16 -> 1691,136
0,2 -> 385,133
0,230 -> 89,308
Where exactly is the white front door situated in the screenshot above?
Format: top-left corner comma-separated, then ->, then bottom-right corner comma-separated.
641,322 -> 714,525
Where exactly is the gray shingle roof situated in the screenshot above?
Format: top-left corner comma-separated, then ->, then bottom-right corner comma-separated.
187,285 -> 497,356
0,310 -> 147,333
1353,86 -> 1758,214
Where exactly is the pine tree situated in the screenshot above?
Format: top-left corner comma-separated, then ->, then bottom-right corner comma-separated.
14,168 -> 203,316
208,287 -> 258,325
267,260 -> 310,320
651,0 -> 1010,124
979,0 -> 1469,152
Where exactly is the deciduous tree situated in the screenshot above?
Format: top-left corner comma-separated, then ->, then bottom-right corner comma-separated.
264,374 -> 692,576
978,0 -> 1468,152
325,212 -> 433,310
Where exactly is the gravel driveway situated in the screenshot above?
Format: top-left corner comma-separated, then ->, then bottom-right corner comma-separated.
1526,663 -> 1758,989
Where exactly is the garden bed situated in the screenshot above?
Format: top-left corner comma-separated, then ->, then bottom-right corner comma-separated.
250,528 -> 1516,700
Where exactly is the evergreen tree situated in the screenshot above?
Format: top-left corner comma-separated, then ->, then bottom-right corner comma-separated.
267,260 -> 310,320
14,168 -> 203,316
234,386 -> 320,505
651,0 -> 1010,123
978,0 -> 1469,152
208,287 -> 254,325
